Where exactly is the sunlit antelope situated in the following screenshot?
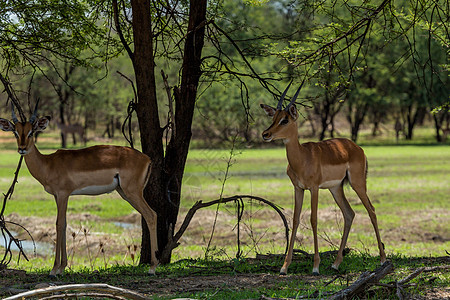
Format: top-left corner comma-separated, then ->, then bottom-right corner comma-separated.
260,83 -> 386,275
0,102 -> 158,276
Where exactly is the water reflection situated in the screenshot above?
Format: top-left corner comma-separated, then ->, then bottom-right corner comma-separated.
1,231 -> 53,256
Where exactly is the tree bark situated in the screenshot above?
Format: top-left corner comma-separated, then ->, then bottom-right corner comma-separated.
129,0 -> 207,265
158,0 -> 207,263
129,0 -> 164,265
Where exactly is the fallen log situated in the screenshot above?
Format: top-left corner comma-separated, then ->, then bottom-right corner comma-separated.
331,260 -> 394,300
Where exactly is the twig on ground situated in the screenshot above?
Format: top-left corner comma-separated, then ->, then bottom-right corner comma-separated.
324,275 -> 344,287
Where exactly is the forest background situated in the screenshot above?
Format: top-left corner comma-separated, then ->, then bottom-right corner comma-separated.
1,0 -> 448,147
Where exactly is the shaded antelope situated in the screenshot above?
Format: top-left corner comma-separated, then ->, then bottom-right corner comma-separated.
260,83 -> 386,275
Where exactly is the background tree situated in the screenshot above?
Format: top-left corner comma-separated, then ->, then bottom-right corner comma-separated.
0,0 -> 113,103
273,0 -> 448,141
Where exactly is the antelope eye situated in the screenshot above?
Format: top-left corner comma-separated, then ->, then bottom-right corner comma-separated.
13,131 -> 19,138
27,131 -> 33,138
280,118 -> 289,125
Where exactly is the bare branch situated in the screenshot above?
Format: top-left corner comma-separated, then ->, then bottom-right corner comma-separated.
160,195 -> 290,261
0,72 -> 26,121
161,69 -> 175,137
112,0 -> 134,62
1,156 -> 29,267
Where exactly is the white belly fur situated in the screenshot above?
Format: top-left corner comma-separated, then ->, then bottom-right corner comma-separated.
319,179 -> 342,189
71,177 -> 119,196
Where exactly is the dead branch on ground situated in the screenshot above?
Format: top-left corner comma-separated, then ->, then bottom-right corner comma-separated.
382,264 -> 450,300
331,260 -> 394,299
3,283 -> 149,300
260,261 -> 449,300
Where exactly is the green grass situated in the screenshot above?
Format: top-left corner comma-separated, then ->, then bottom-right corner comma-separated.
1,132 -> 449,299
1,143 -> 448,259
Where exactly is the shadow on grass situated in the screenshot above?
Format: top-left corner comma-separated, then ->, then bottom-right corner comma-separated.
1,252 -> 448,299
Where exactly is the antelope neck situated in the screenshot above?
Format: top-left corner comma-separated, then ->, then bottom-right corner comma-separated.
283,130 -> 307,168
23,143 -> 48,183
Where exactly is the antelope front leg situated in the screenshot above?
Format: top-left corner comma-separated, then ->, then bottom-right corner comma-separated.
280,187 -> 304,275
310,188 -> 320,275
51,195 -> 69,276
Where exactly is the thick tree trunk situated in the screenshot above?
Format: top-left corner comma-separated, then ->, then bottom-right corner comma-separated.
130,0 -> 164,265
158,0 -> 207,263
129,0 -> 207,265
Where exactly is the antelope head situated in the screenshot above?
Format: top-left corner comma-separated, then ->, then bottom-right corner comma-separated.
0,100 -> 50,155
260,82 -> 302,142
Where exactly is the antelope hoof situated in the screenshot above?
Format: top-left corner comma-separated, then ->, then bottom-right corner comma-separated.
331,265 -> 341,274
331,264 -> 339,271
279,267 -> 288,276
49,269 -> 58,278
48,274 -> 57,280
312,267 -> 320,276
148,267 -> 157,276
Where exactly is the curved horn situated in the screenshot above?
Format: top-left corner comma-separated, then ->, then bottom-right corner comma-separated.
284,78 -> 306,111
11,104 -> 19,124
277,81 -> 292,110
29,98 -> 40,124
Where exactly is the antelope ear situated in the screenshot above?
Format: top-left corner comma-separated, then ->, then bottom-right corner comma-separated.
33,116 -> 50,132
0,118 -> 15,132
288,104 -> 298,120
260,104 -> 277,117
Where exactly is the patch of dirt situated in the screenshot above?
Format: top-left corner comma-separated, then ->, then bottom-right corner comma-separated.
3,202 -> 449,264
4,212 -> 142,263
415,288 -> 450,300
0,269 -> 319,298
116,212 -> 141,224
134,273 -> 318,295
